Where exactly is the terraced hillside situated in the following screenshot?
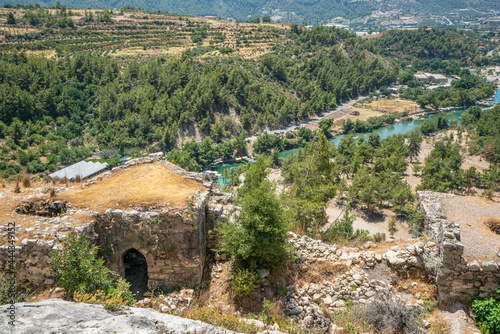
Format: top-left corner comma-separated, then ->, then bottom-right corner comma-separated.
0,8 -> 288,59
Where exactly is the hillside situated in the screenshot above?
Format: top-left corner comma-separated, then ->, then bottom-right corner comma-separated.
371,27 -> 496,62
1,0 -> 500,25
0,9 -> 402,177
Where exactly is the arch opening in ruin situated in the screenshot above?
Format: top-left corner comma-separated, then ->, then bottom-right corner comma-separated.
123,248 -> 149,300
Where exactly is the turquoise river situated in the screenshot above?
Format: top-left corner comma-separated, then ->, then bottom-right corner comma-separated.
214,89 -> 500,182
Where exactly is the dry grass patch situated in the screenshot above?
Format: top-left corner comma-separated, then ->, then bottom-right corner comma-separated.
366,98 -> 419,113
59,164 -> 206,211
428,311 -> 452,334
22,175 -> 31,188
393,278 -> 438,301
291,261 -> 348,289
184,306 -> 260,333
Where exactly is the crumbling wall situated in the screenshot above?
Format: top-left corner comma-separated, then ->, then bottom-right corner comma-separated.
0,223 -> 94,290
206,189 -> 239,253
418,191 -> 500,304
0,239 -> 54,290
15,199 -> 67,217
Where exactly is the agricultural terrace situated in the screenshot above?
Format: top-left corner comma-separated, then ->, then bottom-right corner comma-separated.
0,8 -> 289,59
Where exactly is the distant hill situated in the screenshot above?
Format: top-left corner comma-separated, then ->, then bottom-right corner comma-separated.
2,0 -> 499,25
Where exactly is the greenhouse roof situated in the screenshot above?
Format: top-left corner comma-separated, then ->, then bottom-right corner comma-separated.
48,161 -> 108,180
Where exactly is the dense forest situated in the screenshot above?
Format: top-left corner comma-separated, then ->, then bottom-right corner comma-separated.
0,13 -> 497,179
371,27 -> 496,64
1,0 -> 499,24
0,24 -> 402,178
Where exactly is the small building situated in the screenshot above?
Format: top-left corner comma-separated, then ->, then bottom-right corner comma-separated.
48,160 -> 109,181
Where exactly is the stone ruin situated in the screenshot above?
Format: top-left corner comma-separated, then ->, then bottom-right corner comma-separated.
418,191 -> 500,304
15,199 -> 67,217
0,153 -> 237,298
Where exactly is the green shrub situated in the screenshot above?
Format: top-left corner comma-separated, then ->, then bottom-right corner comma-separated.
321,205 -> 371,245
472,288 -> 500,334
361,292 -> 421,333
218,158 -> 294,271
404,205 -> 425,236
232,268 -> 260,297
373,232 -> 386,243
388,217 -> 397,236
50,230 -> 134,309
259,298 -> 275,325
51,230 -> 114,297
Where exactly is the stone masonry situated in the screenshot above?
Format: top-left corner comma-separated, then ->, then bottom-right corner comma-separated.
418,191 -> 500,304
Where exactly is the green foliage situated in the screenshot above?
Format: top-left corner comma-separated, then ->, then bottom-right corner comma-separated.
404,205 -> 425,236
342,113 -> 398,134
73,277 -> 135,311
282,134 -> 337,232
402,74 -> 496,109
417,140 -> 463,192
373,28 -> 494,64
466,105 -> 500,164
259,298 -> 276,325
218,158 -> 293,271
50,230 -> 134,309
232,268 -> 260,297
388,217 -> 397,236
321,205 -> 371,245
7,12 -> 16,24
472,288 -> 500,334
319,118 -> 333,137
407,130 -> 422,161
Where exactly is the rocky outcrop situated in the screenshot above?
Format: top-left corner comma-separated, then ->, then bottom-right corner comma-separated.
0,299 -> 251,333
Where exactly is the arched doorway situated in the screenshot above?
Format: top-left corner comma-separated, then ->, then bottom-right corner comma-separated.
123,248 -> 148,300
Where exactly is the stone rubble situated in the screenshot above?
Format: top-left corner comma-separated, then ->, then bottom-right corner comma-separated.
282,232 -> 440,331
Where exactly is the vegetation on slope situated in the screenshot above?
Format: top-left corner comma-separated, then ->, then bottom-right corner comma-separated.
2,0 -> 499,25
371,27 -> 496,63
0,22 -> 398,178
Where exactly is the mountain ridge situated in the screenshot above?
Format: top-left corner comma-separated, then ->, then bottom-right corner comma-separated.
1,0 -> 499,25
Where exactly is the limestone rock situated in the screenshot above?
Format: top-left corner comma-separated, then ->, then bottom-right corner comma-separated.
0,299 -> 250,334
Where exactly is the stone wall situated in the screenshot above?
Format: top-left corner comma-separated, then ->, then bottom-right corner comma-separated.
418,191 -> 500,304
92,188 -> 210,290
89,153 -> 213,289
0,239 -> 55,289
206,188 -> 239,252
